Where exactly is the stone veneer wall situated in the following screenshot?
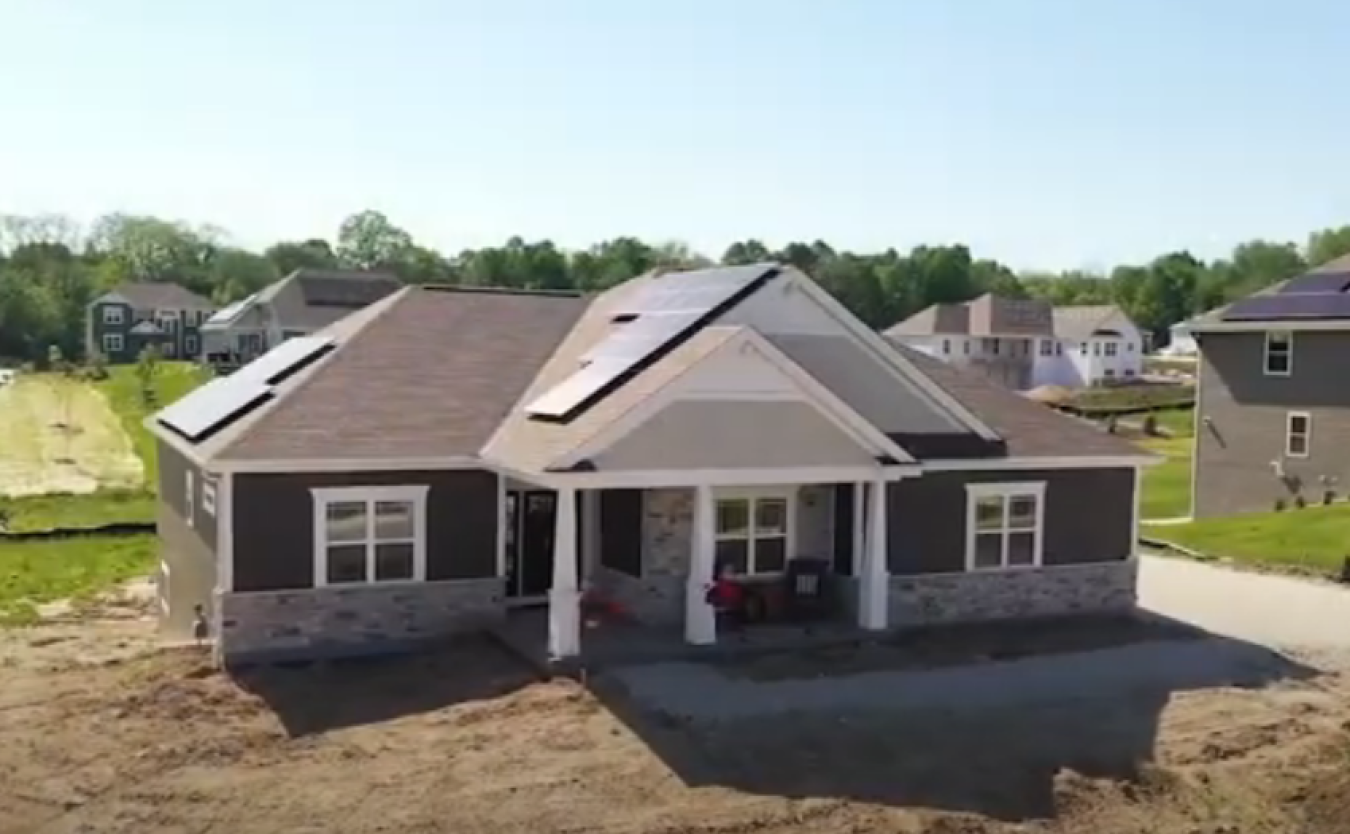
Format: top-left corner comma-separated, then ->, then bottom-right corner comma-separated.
216,578 -> 505,664
888,560 -> 1137,627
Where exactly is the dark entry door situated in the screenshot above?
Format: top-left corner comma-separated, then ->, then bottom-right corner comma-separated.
506,491 -> 556,598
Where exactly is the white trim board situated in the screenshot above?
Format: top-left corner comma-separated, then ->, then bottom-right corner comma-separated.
538,464 -> 917,491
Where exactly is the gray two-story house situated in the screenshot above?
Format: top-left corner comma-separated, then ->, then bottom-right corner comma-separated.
86,283 -> 217,364
1191,254 -> 1350,517
201,269 -> 401,369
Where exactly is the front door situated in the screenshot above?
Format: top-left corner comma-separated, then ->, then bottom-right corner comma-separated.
506,491 -> 556,599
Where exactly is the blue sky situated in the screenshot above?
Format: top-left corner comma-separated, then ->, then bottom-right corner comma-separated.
2,0 -> 1348,270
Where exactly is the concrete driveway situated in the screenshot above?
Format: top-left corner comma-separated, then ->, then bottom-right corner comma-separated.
1140,554 -> 1350,653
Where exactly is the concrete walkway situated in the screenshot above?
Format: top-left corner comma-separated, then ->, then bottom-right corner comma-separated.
1139,554 -> 1350,652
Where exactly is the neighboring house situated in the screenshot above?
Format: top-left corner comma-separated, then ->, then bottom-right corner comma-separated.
1190,255 -> 1350,517
883,295 -> 1145,390
1162,318 -> 1199,357
200,269 -> 401,368
147,264 -> 1155,666
86,283 -> 216,364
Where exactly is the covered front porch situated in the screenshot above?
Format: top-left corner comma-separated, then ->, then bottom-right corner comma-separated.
501,467 -> 904,664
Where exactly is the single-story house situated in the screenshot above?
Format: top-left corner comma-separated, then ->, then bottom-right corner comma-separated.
148,264 -> 1157,665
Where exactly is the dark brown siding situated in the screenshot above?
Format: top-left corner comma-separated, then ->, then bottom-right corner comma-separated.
888,468 -> 1135,574
599,489 -> 643,577
1195,331 -> 1350,517
832,484 -> 854,575
231,469 -> 499,592
156,439 -> 215,556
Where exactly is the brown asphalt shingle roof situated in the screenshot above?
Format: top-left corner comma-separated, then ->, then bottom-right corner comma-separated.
174,266 -> 1153,466
213,286 -> 589,461
897,346 -> 1152,459
104,282 -> 215,311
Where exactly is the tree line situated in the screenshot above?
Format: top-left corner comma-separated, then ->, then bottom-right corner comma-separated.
2,210 -> 1349,364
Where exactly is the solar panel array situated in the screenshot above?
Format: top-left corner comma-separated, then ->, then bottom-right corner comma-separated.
156,376 -> 273,442
526,264 -> 778,420
233,335 -> 336,385
157,335 -> 338,442
1277,271 -> 1350,295
1222,292 -> 1350,321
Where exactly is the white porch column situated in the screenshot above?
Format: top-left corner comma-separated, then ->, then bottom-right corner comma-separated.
851,482 -> 866,577
548,487 -> 581,659
859,477 -> 889,631
685,484 -> 717,645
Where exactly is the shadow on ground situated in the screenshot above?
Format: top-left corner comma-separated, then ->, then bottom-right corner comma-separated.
588,612 -> 1320,822
233,636 -> 539,737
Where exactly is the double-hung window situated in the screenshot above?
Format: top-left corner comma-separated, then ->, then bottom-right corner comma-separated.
1265,331 -> 1293,376
102,334 -> 123,354
1105,342 -> 1118,357
966,482 -> 1045,571
1286,412 -> 1311,458
714,492 -> 790,576
1039,339 -> 1053,357
312,485 -> 429,586
103,306 -> 124,325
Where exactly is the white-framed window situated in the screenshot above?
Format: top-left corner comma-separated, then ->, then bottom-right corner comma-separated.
962,340 -> 970,355
1079,343 -> 1088,355
1092,342 -> 1101,356
312,485 -> 430,586
185,470 -> 195,526
1286,412 -> 1311,458
1055,342 -> 1063,356
1105,342 -> 1118,357
965,482 -> 1045,571
1265,331 -> 1293,376
185,335 -> 198,355
102,334 -> 123,354
157,310 -> 179,330
713,490 -> 792,576
942,339 -> 951,355
103,305 -> 124,325
202,480 -> 217,516
1039,339 -> 1053,357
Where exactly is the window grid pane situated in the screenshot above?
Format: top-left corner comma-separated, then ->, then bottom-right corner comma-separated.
973,533 -> 1004,569
754,498 -> 787,535
753,536 -> 787,574
374,500 -> 415,541
1007,532 -> 1037,566
374,542 -> 415,581
326,501 -> 368,542
974,496 -> 1005,531
1007,495 -> 1038,530
716,500 -> 749,538
327,544 -> 368,584
715,539 -> 749,575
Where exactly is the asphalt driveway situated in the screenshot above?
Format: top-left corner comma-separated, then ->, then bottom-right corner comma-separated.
1139,554 -> 1350,653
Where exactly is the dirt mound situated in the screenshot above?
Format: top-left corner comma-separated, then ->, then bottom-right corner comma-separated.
1022,385 -> 1073,405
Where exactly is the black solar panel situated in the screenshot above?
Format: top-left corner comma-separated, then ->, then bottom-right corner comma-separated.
157,376 -> 273,441
526,264 -> 779,419
235,336 -> 336,386
1277,271 -> 1350,294
1222,292 -> 1350,321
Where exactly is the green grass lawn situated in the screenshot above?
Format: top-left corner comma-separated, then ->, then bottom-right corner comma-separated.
0,534 -> 156,625
97,362 -> 211,487
1140,435 -> 1192,520
0,490 -> 156,532
1145,503 -> 1350,576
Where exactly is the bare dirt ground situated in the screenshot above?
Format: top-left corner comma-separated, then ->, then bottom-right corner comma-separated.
4,611 -> 1350,834
0,378 -> 142,498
